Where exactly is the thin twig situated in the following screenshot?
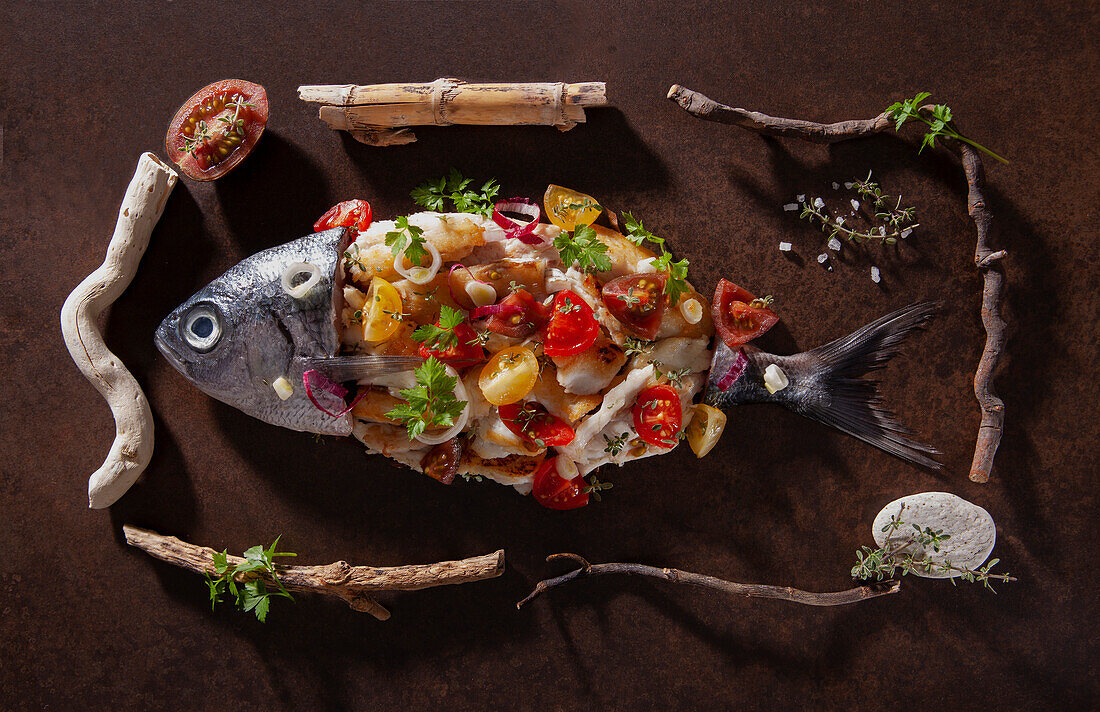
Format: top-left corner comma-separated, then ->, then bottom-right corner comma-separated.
124,525 -> 505,621
666,84 -> 1006,482
516,553 -> 901,609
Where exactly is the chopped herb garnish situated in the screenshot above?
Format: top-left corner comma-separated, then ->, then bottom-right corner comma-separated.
385,215 -> 429,267
384,356 -> 468,440
411,305 -> 465,352
411,168 -> 500,217
554,224 -> 612,273
204,536 -> 297,623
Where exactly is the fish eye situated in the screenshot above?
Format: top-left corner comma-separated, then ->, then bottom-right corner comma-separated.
181,304 -> 222,352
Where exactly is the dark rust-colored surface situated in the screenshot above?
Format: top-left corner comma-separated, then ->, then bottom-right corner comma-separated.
1,2 -> 1097,709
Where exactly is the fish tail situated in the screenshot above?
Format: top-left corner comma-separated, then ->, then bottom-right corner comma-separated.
705,302 -> 942,469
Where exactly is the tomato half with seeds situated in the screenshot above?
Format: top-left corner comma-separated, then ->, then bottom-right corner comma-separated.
485,289 -> 550,338
712,279 -> 779,349
601,273 -> 667,340
418,322 -> 486,369
165,79 -> 268,181
542,290 -> 599,357
543,184 -> 602,232
632,384 -> 683,448
420,437 -> 462,485
532,457 -> 589,510
498,402 -> 575,448
314,199 -> 372,235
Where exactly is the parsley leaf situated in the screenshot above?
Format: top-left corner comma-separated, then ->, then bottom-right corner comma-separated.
554,224 -> 612,273
411,169 -> 500,217
385,216 -> 429,267
411,305 -> 465,352
885,92 -> 1008,164
620,211 -> 691,305
203,536 -> 296,622
385,356 -> 468,440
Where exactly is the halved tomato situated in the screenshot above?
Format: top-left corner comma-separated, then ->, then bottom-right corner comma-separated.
532,457 -> 588,510
361,277 -> 403,343
544,185 -> 602,232
485,289 -> 550,338
478,347 -> 539,405
420,438 -> 462,485
542,290 -> 599,357
711,279 -> 779,349
601,273 -> 667,340
314,199 -> 372,235
165,79 -> 268,181
418,322 -> 486,368
632,384 -> 683,448
498,402 -> 575,448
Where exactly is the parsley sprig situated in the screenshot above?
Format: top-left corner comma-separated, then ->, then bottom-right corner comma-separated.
886,92 -> 1009,165
621,212 -> 691,305
411,169 -> 501,216
385,356 -> 468,440
385,216 -> 429,267
205,537 -> 297,622
411,305 -> 465,352
554,224 -> 612,273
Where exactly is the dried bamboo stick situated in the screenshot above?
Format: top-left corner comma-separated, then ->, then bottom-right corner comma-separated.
298,78 -> 608,146
124,525 -> 506,620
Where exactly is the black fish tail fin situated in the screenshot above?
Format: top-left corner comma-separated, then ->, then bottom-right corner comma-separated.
706,302 -> 942,469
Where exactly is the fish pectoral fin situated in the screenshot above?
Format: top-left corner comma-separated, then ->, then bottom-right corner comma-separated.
300,354 -> 423,382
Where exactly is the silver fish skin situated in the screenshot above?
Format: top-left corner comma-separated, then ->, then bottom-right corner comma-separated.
155,227 -> 354,435
704,302 -> 942,469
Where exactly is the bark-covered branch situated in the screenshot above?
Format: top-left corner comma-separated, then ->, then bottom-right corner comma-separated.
516,553 -> 901,610
666,84 -> 1006,482
124,525 -> 505,620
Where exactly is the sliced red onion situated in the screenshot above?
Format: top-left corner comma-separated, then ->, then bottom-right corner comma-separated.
303,369 -> 367,417
492,198 -> 542,245
716,350 -> 748,390
470,303 -> 523,320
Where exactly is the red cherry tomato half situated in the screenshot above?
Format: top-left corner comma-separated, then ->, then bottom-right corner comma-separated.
418,322 -> 486,368
712,279 -> 779,350
601,272 -> 668,340
498,402 -> 575,448
542,290 -> 600,358
632,384 -> 683,449
314,199 -> 373,235
485,289 -> 550,338
532,457 -> 589,510
165,79 -> 269,182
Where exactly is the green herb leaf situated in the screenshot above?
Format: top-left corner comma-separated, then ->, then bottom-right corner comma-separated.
385,216 -> 429,267
554,224 -> 612,273
886,92 -> 1008,164
385,356 -> 468,440
411,305 -> 464,352
411,170 -> 500,216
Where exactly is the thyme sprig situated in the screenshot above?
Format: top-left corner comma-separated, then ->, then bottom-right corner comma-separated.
886,92 -> 1009,165
852,505 -> 1016,591
797,173 -> 918,245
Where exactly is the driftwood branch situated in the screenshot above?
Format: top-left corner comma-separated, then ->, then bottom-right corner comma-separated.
299,78 -> 609,146
516,554 -> 901,609
667,84 -> 1006,482
124,525 -> 505,621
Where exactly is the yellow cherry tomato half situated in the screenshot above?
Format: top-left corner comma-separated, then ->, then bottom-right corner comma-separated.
543,184 -> 603,231
478,346 -> 539,406
361,277 -> 403,343
685,403 -> 727,458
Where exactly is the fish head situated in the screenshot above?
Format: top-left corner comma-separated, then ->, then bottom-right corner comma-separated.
155,227 -> 355,435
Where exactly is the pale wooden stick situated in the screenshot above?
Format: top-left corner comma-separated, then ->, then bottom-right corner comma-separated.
299,78 -> 608,146
61,153 -> 178,509
123,525 -> 505,621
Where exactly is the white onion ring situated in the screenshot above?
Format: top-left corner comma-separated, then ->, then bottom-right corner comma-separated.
281,262 -> 322,298
414,364 -> 470,445
394,240 -> 442,285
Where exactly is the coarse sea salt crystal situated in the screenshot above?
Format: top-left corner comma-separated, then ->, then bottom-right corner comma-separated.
835,216 -> 845,226
901,227 -> 913,239
844,181 -> 855,190
878,226 -> 887,237
828,237 -> 842,251
797,194 -> 806,203
870,266 -> 881,283
832,182 -> 840,190
817,253 -> 829,264
813,197 -> 825,209
850,199 -> 861,211
779,241 -> 792,252
783,203 -> 799,211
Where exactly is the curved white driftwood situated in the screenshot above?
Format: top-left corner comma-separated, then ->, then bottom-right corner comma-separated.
60,152 -> 178,508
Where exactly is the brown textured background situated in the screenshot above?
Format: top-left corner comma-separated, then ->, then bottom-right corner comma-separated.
2,1 -> 1097,709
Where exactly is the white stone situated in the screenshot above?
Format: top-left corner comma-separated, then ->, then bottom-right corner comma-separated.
872,492 -> 997,579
